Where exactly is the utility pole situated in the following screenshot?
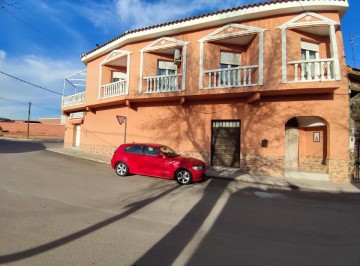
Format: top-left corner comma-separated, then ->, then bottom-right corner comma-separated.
27,101 -> 31,139
350,35 -> 360,68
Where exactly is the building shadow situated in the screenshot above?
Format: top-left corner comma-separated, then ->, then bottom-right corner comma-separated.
0,139 -> 46,153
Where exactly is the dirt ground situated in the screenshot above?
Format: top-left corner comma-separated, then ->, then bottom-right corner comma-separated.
0,131 -> 64,141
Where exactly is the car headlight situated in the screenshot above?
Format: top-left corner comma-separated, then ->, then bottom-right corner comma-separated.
192,165 -> 203,170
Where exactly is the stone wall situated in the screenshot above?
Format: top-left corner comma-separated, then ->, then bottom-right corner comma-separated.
239,154 -> 284,177
327,158 -> 350,183
80,143 -> 117,158
298,155 -> 327,173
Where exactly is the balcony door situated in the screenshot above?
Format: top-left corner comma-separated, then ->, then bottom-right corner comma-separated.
157,61 -> 177,90
301,41 -> 319,80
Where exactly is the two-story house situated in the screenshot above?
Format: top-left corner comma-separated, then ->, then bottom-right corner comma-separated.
62,0 -> 350,183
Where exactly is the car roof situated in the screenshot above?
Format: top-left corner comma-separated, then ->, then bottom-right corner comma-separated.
122,143 -> 164,148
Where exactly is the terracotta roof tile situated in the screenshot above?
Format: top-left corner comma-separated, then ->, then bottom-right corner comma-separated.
81,0 -> 345,58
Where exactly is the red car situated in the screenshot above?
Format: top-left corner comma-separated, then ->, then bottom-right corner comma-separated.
111,143 -> 206,185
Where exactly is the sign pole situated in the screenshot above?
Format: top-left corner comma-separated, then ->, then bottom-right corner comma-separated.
124,117 -> 127,144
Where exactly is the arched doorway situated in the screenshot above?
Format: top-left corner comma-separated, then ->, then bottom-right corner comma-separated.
285,116 -> 329,180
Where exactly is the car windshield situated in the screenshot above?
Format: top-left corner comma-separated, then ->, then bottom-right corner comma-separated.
159,146 -> 179,158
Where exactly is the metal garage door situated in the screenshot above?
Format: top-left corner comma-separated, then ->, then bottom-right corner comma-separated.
211,120 -> 241,167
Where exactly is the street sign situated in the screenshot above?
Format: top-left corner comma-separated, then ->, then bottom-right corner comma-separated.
116,115 -> 126,125
116,116 -> 127,143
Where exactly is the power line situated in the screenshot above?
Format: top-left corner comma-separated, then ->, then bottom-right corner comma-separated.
0,0 -> 19,15
0,70 -> 63,96
297,0 -> 320,36
0,97 -> 61,114
0,96 -> 28,105
0,2 -> 80,54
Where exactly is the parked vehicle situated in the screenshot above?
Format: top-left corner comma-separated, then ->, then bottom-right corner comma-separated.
111,143 -> 206,185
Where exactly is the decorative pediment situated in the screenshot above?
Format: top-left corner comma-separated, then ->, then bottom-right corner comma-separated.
101,50 -> 131,65
279,12 -> 338,30
141,37 -> 189,52
199,23 -> 267,42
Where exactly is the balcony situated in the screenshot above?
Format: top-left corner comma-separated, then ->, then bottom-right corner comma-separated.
279,12 -> 341,83
204,66 -> 258,89
101,80 -> 127,98
139,37 -> 189,94
62,92 -> 85,107
99,50 -> 131,100
62,69 -> 86,108
288,59 -> 334,82
143,74 -> 182,93
199,24 -> 266,90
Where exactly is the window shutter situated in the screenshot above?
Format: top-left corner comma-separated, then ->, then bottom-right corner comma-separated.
158,61 -> 177,70
112,72 -> 126,80
220,52 -> 241,65
301,41 -> 319,52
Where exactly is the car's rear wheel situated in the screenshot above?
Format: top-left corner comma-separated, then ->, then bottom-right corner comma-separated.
175,169 -> 192,185
115,162 -> 129,176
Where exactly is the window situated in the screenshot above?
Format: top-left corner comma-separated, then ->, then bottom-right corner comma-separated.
301,41 -> 319,79
143,146 -> 160,156
159,146 -> 179,158
125,145 -> 143,154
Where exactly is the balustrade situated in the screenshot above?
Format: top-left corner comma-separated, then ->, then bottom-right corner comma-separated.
62,92 -> 85,107
102,80 -> 127,98
288,59 -> 334,82
204,66 -> 258,89
144,74 -> 181,93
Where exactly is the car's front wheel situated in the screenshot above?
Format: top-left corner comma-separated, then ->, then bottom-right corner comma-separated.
115,162 -> 129,176
175,169 -> 192,185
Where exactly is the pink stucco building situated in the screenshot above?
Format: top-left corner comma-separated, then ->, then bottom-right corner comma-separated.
62,0 -> 351,183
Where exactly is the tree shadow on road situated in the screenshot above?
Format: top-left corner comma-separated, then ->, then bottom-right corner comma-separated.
133,179 -> 360,266
0,183 -> 180,264
1,175 -> 359,265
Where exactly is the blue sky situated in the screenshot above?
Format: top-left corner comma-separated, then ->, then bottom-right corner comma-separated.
0,0 -> 359,120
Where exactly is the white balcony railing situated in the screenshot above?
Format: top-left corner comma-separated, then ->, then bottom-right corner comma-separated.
62,92 -> 85,107
101,80 -> 127,99
288,59 -> 335,82
144,74 -> 181,93
204,65 -> 258,89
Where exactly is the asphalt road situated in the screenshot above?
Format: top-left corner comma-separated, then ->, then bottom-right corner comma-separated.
0,139 -> 360,266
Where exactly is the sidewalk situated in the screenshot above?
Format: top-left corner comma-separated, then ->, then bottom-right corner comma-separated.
47,146 -> 360,194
